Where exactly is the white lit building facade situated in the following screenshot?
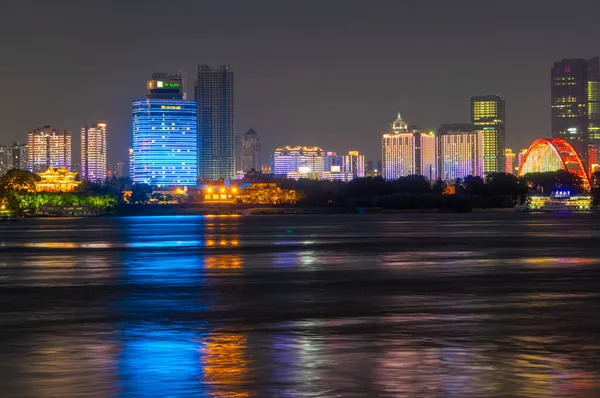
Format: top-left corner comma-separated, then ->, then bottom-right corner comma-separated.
28,126 -> 72,173
382,114 -> 437,180
273,146 -> 325,177
438,130 -> 483,181
343,150 -> 365,178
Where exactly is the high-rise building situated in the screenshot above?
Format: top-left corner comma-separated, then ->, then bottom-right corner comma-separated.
11,142 -> 27,170
0,145 -> 12,175
438,127 -> 483,181
28,126 -> 71,173
240,129 -> 261,173
343,150 -> 365,178
551,59 -> 590,144
131,72 -> 198,187
505,149 -> 516,174
273,146 -> 325,176
382,113 -> 437,180
81,122 -> 107,182
551,57 -> 600,167
195,65 -> 235,180
471,95 -> 505,174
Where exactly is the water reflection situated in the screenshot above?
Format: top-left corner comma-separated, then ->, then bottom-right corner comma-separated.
201,332 -> 250,397
118,325 -> 203,397
2,214 -> 600,396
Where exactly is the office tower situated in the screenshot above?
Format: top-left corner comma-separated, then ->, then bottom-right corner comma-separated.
471,95 -> 505,174
551,58 -> 600,168
324,151 -> 343,172
505,148 -> 516,174
551,59 -> 590,143
131,72 -> 198,187
195,65 -> 235,180
343,150 -> 365,178
0,145 -> 12,175
273,146 -> 325,176
240,129 -> 261,173
438,127 -> 483,181
11,142 -> 27,170
382,113 -> 437,180
516,149 -> 527,172
81,122 -> 107,182
27,126 -> 71,173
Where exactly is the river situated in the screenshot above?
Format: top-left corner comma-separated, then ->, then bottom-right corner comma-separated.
1,214 -> 600,397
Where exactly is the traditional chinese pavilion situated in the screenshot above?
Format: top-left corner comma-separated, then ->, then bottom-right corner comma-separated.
36,167 -> 81,193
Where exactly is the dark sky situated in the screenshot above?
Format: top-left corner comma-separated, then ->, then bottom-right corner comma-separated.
1,0 -> 600,166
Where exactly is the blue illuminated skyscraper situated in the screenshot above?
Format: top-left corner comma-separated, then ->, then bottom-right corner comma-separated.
131,72 -> 198,187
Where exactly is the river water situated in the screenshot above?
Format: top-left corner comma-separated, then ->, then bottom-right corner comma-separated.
1,214 -> 600,397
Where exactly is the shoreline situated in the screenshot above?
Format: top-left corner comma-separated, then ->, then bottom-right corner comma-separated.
4,205 -> 526,219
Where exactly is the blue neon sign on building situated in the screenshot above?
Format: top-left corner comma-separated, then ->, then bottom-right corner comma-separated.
132,99 -> 198,187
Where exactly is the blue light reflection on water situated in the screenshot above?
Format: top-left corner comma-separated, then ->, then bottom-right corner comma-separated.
116,216 -> 211,396
118,326 -> 206,397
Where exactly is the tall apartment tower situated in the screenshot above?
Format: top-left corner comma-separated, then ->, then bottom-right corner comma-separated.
195,65 -> 235,180
81,122 -> 107,182
27,126 -> 71,173
551,58 -> 600,164
240,128 -> 261,173
471,95 -> 505,174
437,124 -> 483,181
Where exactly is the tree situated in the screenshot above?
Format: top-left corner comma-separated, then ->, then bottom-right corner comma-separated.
485,173 -> 526,196
432,179 -> 447,194
129,183 -> 153,204
0,169 -> 37,194
461,175 -> 486,195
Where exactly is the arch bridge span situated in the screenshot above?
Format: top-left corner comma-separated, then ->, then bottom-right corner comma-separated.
517,138 -> 590,190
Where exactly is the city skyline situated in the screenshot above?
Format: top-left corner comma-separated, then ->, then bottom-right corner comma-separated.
1,1 -> 599,166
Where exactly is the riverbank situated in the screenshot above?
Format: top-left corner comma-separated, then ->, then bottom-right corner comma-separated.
7,204 -> 522,218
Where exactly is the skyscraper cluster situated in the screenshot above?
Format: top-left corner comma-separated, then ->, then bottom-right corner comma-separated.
3,56 -> 599,186
0,125 -> 106,182
381,95 -> 505,182
131,66 -> 235,186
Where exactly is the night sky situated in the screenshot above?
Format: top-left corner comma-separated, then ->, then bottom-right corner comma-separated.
1,0 -> 600,166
